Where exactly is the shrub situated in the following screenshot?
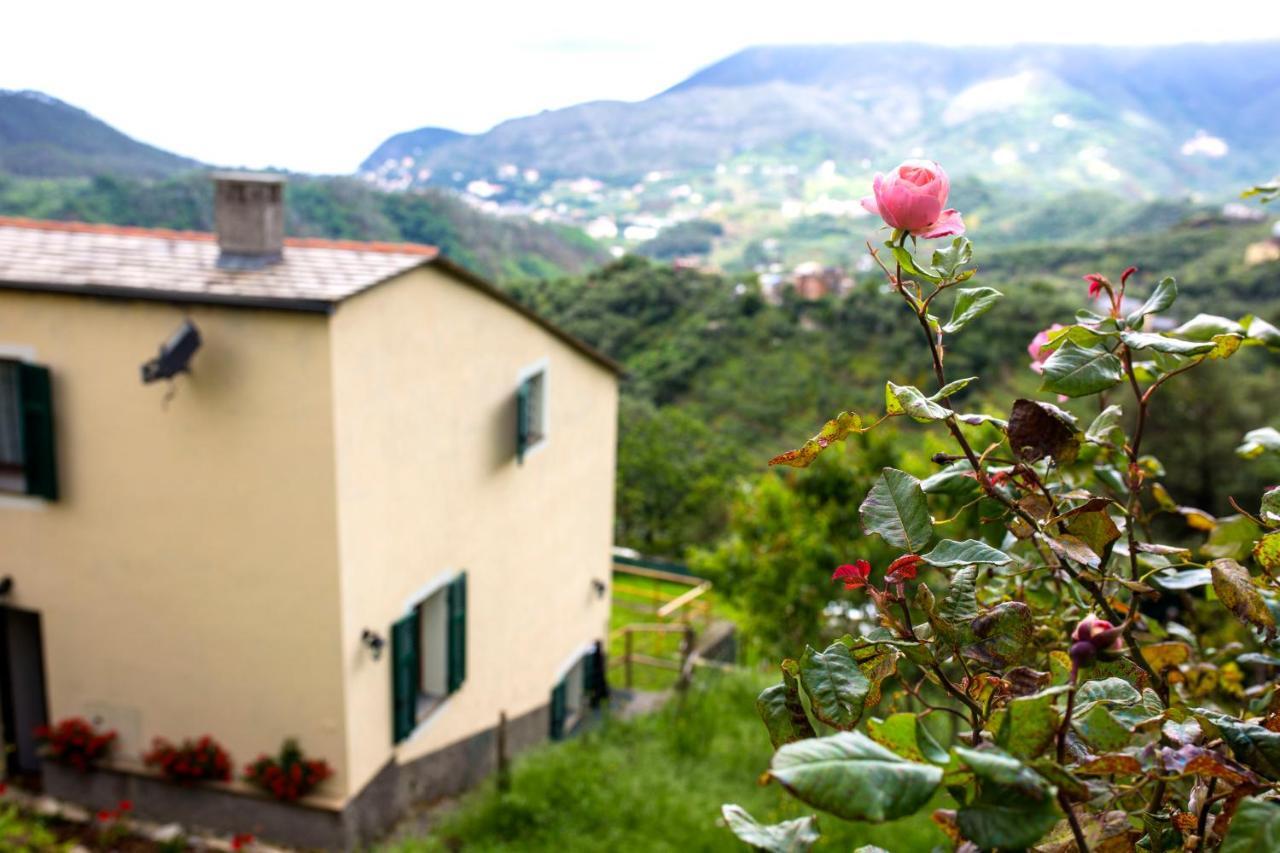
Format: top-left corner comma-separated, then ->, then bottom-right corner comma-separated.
33,717 -> 116,771
721,158 -> 1280,852
144,735 -> 231,784
243,739 -> 332,802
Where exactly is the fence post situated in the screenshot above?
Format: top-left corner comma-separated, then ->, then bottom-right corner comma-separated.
624,629 -> 633,689
677,623 -> 697,692
497,710 -> 510,793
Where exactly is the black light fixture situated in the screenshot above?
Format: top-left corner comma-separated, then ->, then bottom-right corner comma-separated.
142,320 -> 201,384
591,578 -> 608,598
361,629 -> 386,661
0,576 -> 12,597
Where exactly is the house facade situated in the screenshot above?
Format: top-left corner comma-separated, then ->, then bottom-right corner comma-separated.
0,174 -> 619,848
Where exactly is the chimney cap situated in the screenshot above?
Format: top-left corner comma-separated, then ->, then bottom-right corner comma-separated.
211,170 -> 286,184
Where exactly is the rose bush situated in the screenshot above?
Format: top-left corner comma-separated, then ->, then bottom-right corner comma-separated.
724,158 -> 1280,852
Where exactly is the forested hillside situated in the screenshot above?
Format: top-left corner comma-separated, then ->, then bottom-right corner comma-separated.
0,171 -> 605,282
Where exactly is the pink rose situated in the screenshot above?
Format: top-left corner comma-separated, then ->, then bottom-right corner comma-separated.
1028,324 -> 1066,374
861,160 -> 966,238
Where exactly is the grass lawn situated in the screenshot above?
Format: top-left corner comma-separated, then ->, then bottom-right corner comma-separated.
384,672 -> 949,852
608,571 -> 707,691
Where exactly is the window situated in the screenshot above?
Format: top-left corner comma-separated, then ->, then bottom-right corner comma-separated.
390,573 -> 467,744
0,359 -> 57,500
550,643 -> 606,740
516,368 -> 547,463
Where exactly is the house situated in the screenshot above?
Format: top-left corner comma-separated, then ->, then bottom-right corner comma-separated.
0,173 -> 620,848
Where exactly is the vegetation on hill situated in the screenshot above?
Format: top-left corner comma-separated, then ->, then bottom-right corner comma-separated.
0,90 -> 197,178
0,172 -> 605,282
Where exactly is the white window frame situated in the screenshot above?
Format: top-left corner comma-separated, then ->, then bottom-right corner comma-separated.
399,568 -> 464,739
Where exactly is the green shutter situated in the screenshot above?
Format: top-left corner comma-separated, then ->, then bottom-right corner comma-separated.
583,643 -> 607,707
516,381 -> 530,463
390,611 -> 419,744
549,679 -> 567,741
446,573 -> 467,694
17,363 -> 56,501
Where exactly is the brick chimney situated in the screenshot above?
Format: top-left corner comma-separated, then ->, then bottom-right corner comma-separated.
212,172 -> 285,269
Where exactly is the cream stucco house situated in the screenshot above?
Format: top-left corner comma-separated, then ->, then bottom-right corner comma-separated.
0,174 -> 619,848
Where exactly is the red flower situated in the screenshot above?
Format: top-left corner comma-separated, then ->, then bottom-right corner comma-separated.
1121,266 -> 1138,286
886,554 -> 924,584
117,799 -> 133,813
1083,273 -> 1110,300
97,809 -> 114,823
832,560 -> 872,590
231,833 -> 255,851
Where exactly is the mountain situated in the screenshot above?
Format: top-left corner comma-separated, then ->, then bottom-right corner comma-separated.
360,126 -> 469,176
0,90 -> 200,178
366,42 -> 1280,192
359,42 -> 1280,269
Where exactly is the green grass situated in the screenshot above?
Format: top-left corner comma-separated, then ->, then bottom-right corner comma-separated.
609,572 -> 699,691
384,672 -> 948,852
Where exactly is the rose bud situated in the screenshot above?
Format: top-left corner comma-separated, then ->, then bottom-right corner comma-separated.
860,160 -> 965,239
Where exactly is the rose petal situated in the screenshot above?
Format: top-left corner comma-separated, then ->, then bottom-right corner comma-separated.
912,208 -> 965,239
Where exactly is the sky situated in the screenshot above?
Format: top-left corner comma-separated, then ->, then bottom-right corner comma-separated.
4,0 -> 1279,174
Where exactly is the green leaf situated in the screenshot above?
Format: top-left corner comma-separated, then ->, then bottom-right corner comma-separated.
766,732 -> 943,823
859,468 -> 933,551
936,565 -> 979,629
931,236 -> 973,279
1006,398 -> 1082,463
1174,313 -> 1245,341
1221,798 -> 1280,852
1085,404 -> 1124,445
953,746 -> 1059,850
1152,568 -> 1213,590
1255,532 -> 1280,573
1125,277 -> 1177,326
1262,488 -> 1280,526
920,461 -> 982,498
1119,330 -> 1216,355
1243,315 -> 1280,349
1040,341 -> 1124,397
1210,558 -> 1277,636
757,664 -> 816,749
1074,704 -> 1134,752
964,602 -> 1035,668
932,376 -> 977,400
1195,710 -> 1280,780
920,539 -> 1012,568
995,687 -> 1068,760
769,411 -> 874,468
1237,427 -> 1280,459
890,245 -> 941,282
866,713 -> 949,764
721,804 -> 820,853
885,381 -> 952,423
1203,514 -> 1263,561
1065,510 -> 1122,556
799,643 -> 870,730
943,287 -> 1003,334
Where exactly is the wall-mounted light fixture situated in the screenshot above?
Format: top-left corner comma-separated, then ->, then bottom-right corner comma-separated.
591,578 -> 607,599
361,629 -> 386,661
0,575 -> 12,597
142,320 -> 201,384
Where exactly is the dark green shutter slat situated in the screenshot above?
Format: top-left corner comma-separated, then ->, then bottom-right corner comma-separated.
390,611 -> 419,743
516,381 -> 530,463
584,643 -> 607,706
17,363 -> 56,501
446,573 -> 467,694
549,679 -> 567,741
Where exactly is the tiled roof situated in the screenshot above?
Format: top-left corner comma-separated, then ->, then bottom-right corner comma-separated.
0,217 -> 438,308
0,216 -> 622,373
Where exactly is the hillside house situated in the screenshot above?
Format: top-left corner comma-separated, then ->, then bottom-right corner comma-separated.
0,173 -> 619,848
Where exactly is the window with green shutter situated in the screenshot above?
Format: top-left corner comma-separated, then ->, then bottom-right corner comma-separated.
446,573 -> 467,694
515,369 -> 546,463
390,571 -> 469,745
0,360 -> 57,501
390,611 -> 420,744
549,679 -> 567,741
